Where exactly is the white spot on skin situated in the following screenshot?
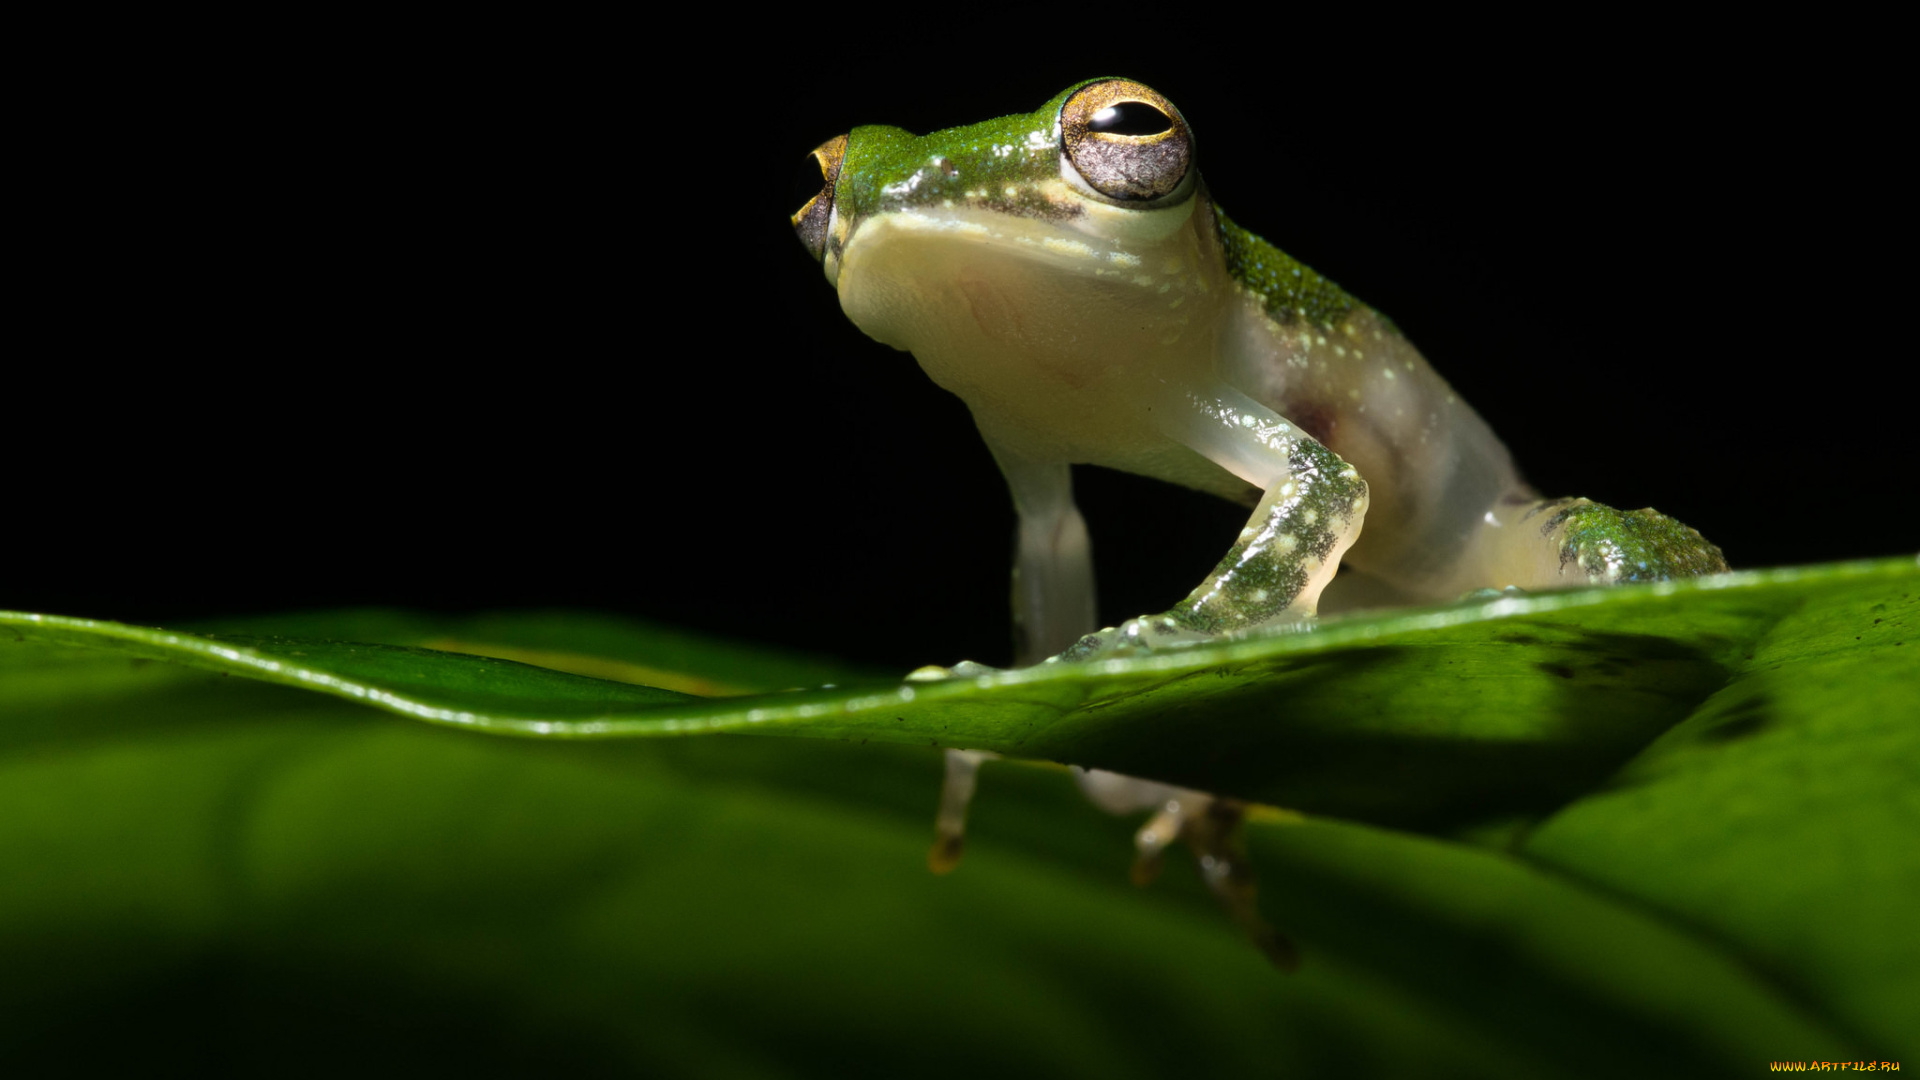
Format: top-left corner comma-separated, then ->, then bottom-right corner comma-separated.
881,172 -> 926,197
1249,589 -> 1269,602
1383,367 -> 1397,380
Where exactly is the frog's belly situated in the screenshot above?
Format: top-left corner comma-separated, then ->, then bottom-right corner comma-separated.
837,209 -> 1248,498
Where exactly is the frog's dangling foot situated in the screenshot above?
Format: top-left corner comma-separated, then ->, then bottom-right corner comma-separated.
1184,797 -> 1298,971
1076,768 -> 1298,970
928,748 -> 999,874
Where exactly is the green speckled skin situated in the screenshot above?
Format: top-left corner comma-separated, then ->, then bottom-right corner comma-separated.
1169,437 -> 1370,633
1214,208 -> 1359,329
1537,501 -> 1729,583
830,86 -> 1085,242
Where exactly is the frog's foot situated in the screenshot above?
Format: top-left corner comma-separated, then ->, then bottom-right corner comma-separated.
905,660 -> 1002,682
1075,768 -> 1298,971
1457,584 -> 1529,602
1052,609 -> 1318,664
928,748 -> 1000,874
1052,615 -> 1228,663
1526,499 -> 1729,585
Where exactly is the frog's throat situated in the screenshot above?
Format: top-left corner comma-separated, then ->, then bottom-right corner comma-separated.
834,198 -> 1217,367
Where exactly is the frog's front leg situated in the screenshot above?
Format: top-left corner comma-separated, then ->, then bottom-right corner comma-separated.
925,450 -> 1097,874
1060,386 -> 1369,661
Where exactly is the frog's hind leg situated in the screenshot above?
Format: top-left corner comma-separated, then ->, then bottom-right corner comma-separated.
1461,496 -> 1729,592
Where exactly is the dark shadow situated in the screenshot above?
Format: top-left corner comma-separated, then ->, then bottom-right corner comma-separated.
1023,626 -> 1730,833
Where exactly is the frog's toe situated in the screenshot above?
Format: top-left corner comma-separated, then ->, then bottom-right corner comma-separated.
1457,585 -> 1529,602
905,660 -> 1004,682
1074,766 -> 1298,970
1053,616 -> 1215,663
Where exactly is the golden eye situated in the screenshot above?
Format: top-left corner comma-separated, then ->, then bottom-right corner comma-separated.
791,134 -> 847,262
1059,80 -> 1193,203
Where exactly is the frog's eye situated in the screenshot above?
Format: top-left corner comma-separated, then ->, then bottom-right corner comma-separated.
1060,80 -> 1193,204
791,134 -> 848,263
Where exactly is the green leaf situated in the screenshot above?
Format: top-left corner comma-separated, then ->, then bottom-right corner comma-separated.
6,557 -> 1914,831
2,557 -> 1912,1071
1518,566 -> 1920,1056
0,673 -> 1852,1074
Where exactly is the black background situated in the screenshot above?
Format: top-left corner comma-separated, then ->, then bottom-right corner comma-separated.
13,21 -> 1909,671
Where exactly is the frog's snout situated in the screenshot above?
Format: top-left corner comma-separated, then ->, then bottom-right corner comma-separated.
792,134 -> 847,263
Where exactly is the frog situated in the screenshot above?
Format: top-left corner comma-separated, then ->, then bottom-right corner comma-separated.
791,79 -> 1726,965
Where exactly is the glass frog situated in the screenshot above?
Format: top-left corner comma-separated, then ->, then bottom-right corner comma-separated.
792,79 -> 1726,964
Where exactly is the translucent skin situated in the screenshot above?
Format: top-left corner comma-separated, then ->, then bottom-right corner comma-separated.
797,80 -> 1728,918
802,79 -> 1725,663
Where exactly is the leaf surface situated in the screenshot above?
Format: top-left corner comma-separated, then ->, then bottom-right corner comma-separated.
0,668 -> 1858,1075
6,557 -> 1913,830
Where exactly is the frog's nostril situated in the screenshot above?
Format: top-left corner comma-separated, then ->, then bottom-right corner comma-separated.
791,134 -> 847,263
